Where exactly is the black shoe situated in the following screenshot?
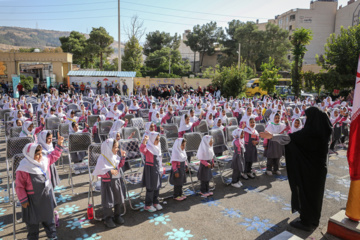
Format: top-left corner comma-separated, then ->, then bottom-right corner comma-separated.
113,215 -> 125,225
104,218 -> 117,228
290,220 -> 313,232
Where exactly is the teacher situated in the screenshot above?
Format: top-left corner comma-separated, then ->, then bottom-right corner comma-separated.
260,107 -> 332,232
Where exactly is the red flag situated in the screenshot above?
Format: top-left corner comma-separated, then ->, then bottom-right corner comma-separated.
347,54 -> 360,181
346,54 -> 360,221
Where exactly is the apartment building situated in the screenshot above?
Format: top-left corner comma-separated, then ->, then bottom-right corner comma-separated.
258,0 -> 360,66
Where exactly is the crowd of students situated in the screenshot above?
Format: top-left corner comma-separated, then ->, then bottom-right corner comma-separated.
0,88 -> 352,239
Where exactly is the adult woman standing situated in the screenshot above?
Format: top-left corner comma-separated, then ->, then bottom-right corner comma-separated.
260,107 -> 332,232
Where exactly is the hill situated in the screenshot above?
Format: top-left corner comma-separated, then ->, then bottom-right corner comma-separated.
0,26 -> 122,59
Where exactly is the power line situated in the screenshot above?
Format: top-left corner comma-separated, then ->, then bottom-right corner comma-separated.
0,0 -> 269,20
0,7 -> 234,24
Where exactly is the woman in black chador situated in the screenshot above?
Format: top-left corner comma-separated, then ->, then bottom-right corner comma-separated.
260,107 -> 332,231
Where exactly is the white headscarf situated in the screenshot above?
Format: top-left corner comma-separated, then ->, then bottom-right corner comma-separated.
94,115 -> 106,127
66,109 -> 77,123
109,131 -> 121,139
212,118 -> 224,131
233,128 -> 245,147
196,135 -> 214,160
146,132 -> 161,157
110,119 -> 125,133
129,100 -> 140,111
17,143 -> 49,176
106,103 -> 122,119
20,121 -> 34,137
178,114 -> 191,132
170,138 -> 187,163
265,115 -> 287,134
92,138 -> 120,176
243,117 -> 259,136
291,118 -> 303,133
206,112 -> 214,128
38,130 -> 54,153
151,111 -> 161,124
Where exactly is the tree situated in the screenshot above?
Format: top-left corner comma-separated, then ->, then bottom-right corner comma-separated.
124,14 -> 146,42
291,27 -> 313,97
59,31 -> 87,65
184,22 -> 224,71
143,31 -> 181,56
259,57 -> 280,94
318,24 -> 360,88
86,27 -> 114,70
20,75 -> 34,91
143,47 -> 191,77
122,36 -> 143,74
218,20 -> 243,67
204,64 -> 253,97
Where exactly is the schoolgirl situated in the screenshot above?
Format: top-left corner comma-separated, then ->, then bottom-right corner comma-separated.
289,118 -> 303,134
19,119 -> 45,140
15,135 -> 64,240
243,118 -> 259,179
170,138 -> 188,201
196,135 -> 215,197
140,132 -> 163,212
92,138 -> 126,228
231,128 -> 245,188
263,113 -> 289,175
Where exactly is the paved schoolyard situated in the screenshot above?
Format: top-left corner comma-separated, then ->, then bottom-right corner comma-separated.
0,133 -> 348,240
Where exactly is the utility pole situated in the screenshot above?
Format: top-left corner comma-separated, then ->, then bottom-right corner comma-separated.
238,43 -> 241,69
118,0 -> 121,72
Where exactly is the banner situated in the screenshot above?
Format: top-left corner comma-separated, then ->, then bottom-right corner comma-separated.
12,75 -> 20,98
46,76 -> 51,89
346,53 -> 360,221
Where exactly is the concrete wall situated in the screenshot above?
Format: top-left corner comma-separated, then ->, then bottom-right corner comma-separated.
335,0 -> 360,34
134,77 -> 212,89
0,52 -> 72,83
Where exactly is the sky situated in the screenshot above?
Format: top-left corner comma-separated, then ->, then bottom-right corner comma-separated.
0,0 -> 351,43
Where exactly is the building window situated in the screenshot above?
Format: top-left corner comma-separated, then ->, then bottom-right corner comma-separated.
289,25 -> 292,30
288,55 -> 291,60
289,36 -> 292,40
286,16 -> 289,23
290,15 -> 296,21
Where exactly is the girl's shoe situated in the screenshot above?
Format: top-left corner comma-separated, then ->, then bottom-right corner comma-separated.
207,192 -> 213,196
231,182 -> 241,188
181,195 -> 187,199
275,170 -> 281,175
241,173 -> 249,180
174,196 -> 184,201
144,205 -> 157,212
104,218 -> 116,228
237,181 -> 243,187
266,171 -> 273,176
200,192 -> 209,198
247,173 -> 255,179
154,204 -> 163,210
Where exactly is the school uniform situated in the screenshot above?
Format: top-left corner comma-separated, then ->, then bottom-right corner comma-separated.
92,139 -> 126,221
231,131 -> 245,184
196,136 -> 214,194
15,143 -> 63,240
243,124 -> 259,174
140,133 -> 163,206
169,138 -> 187,198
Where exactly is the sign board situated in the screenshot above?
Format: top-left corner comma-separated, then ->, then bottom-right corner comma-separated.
12,75 -> 20,98
69,76 -> 133,95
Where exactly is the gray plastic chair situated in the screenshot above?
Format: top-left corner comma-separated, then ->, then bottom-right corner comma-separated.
98,120 -> 114,142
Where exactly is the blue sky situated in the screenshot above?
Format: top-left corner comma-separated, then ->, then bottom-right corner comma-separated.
0,0 -> 350,43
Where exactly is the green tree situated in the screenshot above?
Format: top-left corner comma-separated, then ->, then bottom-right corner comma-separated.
318,24 -> 360,89
184,22 -> 224,71
143,31 -> 180,56
218,20 -> 243,67
18,48 -> 36,52
122,36 -> 143,74
20,75 -> 34,91
291,27 -> 313,97
205,64 -> 253,97
59,31 -> 87,65
259,57 -> 280,94
143,47 -> 190,77
86,27 -> 114,70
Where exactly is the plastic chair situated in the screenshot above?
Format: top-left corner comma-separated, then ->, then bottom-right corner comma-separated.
209,129 -> 232,185
68,132 -> 92,194
82,101 -> 92,112
194,120 -> 209,136
161,124 -> 178,147
122,127 -> 141,141
179,110 -> 188,116
225,112 -> 233,118
87,115 -> 99,133
139,109 -> 149,121
172,116 -> 181,127
131,118 -> 145,134
98,120 -> 113,142
6,137 -> 33,201
67,104 -> 79,111
124,114 -> 135,127
226,117 -> 238,126
9,126 -> 22,138
183,132 -> 202,190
